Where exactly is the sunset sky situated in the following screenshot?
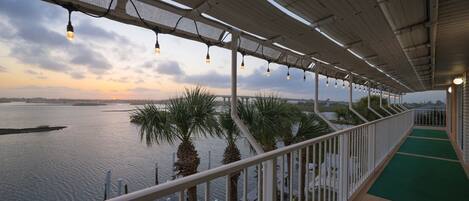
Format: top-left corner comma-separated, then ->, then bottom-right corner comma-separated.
0,0 -> 444,102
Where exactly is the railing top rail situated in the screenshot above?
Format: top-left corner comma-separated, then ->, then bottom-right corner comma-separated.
108,110 -> 413,201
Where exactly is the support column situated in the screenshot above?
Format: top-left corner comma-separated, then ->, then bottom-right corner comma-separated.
387,92 -> 399,113
314,71 -> 339,130
368,85 -> 383,118
397,94 -> 407,111
229,32 -> 275,201
229,33 -> 263,154
380,90 -> 393,115
348,74 -> 368,122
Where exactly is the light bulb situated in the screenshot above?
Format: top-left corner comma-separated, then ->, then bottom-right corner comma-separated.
205,53 -> 211,64
453,77 -> 463,85
334,81 -> 338,88
66,9 -> 74,41
205,45 -> 211,64
303,70 -> 306,81
154,41 -> 160,55
266,67 -> 271,77
66,22 -> 74,41
342,81 -> 345,89
240,55 -> 245,70
326,78 -> 329,87
287,73 -> 291,80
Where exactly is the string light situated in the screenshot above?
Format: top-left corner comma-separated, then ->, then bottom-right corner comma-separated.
154,28 -> 160,55
286,66 -> 291,80
240,53 -> 245,70
303,70 -> 306,81
342,80 -> 345,89
265,61 -> 271,77
326,76 -> 329,87
334,79 -> 338,88
205,45 -> 211,64
66,7 -> 74,41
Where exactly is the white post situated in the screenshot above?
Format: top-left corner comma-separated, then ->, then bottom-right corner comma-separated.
368,85 -> 383,118
314,71 -> 339,130
229,32 -> 263,154
338,134 -> 349,201
172,152 -> 176,180
348,74 -> 368,122
229,32 -> 275,201
387,92 -> 399,113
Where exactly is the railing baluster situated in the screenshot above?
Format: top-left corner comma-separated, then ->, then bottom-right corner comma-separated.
205,181 -> 210,201
289,151 -> 293,201
226,175 -> 231,201
243,168 -> 247,201
322,141 -> 326,201
257,164 -> 262,201
299,148 -> 303,201
305,146 -> 310,201
312,143 -> 316,201
280,155 -> 285,201
328,138 -> 332,201
179,191 -> 184,201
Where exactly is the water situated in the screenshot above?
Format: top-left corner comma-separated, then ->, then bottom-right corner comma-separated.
0,102 -> 255,201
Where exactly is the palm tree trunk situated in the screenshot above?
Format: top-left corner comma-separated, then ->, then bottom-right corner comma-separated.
176,140 -> 200,201
223,142 -> 241,201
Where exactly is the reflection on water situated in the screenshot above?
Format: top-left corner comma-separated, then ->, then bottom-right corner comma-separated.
0,102 -> 254,201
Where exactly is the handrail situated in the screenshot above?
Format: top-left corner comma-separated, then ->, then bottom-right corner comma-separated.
109,110 -> 413,201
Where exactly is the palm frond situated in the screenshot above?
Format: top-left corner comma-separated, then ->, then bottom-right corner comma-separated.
131,104 -> 175,146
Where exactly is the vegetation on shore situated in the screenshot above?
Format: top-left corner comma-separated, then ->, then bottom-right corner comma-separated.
0,125 -> 66,135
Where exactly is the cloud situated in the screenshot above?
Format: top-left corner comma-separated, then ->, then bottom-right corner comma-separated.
155,61 -> 183,75
109,76 -> 130,83
0,86 -> 103,99
36,75 -> 48,80
24,69 -> 39,75
128,87 -> 160,93
177,70 -> 230,88
70,72 -> 86,80
0,0 -> 137,77
77,20 -> 131,44
69,45 -> 112,74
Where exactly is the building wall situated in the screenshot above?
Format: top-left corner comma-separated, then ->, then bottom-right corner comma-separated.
464,72 -> 469,163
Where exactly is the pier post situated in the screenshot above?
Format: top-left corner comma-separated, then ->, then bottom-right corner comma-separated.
155,162 -> 159,185
117,178 -> 123,196
105,170 -> 112,199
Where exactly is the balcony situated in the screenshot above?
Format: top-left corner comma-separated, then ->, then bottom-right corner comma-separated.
104,108 -> 468,201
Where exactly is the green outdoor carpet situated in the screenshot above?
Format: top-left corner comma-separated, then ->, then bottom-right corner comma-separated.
410,129 -> 448,139
398,138 -> 458,160
368,154 -> 469,201
368,129 -> 469,201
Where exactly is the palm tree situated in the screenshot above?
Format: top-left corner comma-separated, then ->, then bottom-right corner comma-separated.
219,111 -> 241,201
130,86 -> 220,201
237,94 -> 293,151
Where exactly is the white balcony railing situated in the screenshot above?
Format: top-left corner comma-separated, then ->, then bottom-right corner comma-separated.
414,108 -> 446,127
109,110 -> 415,201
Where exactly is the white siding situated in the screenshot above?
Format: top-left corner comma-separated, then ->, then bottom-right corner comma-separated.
463,72 -> 469,162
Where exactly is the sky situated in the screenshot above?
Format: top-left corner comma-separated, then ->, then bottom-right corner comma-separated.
0,0 -> 445,103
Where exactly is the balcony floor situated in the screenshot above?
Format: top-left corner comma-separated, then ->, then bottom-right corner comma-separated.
367,129 -> 469,201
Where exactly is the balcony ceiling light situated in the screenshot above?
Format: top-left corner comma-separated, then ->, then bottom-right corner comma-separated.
453,77 -> 463,85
